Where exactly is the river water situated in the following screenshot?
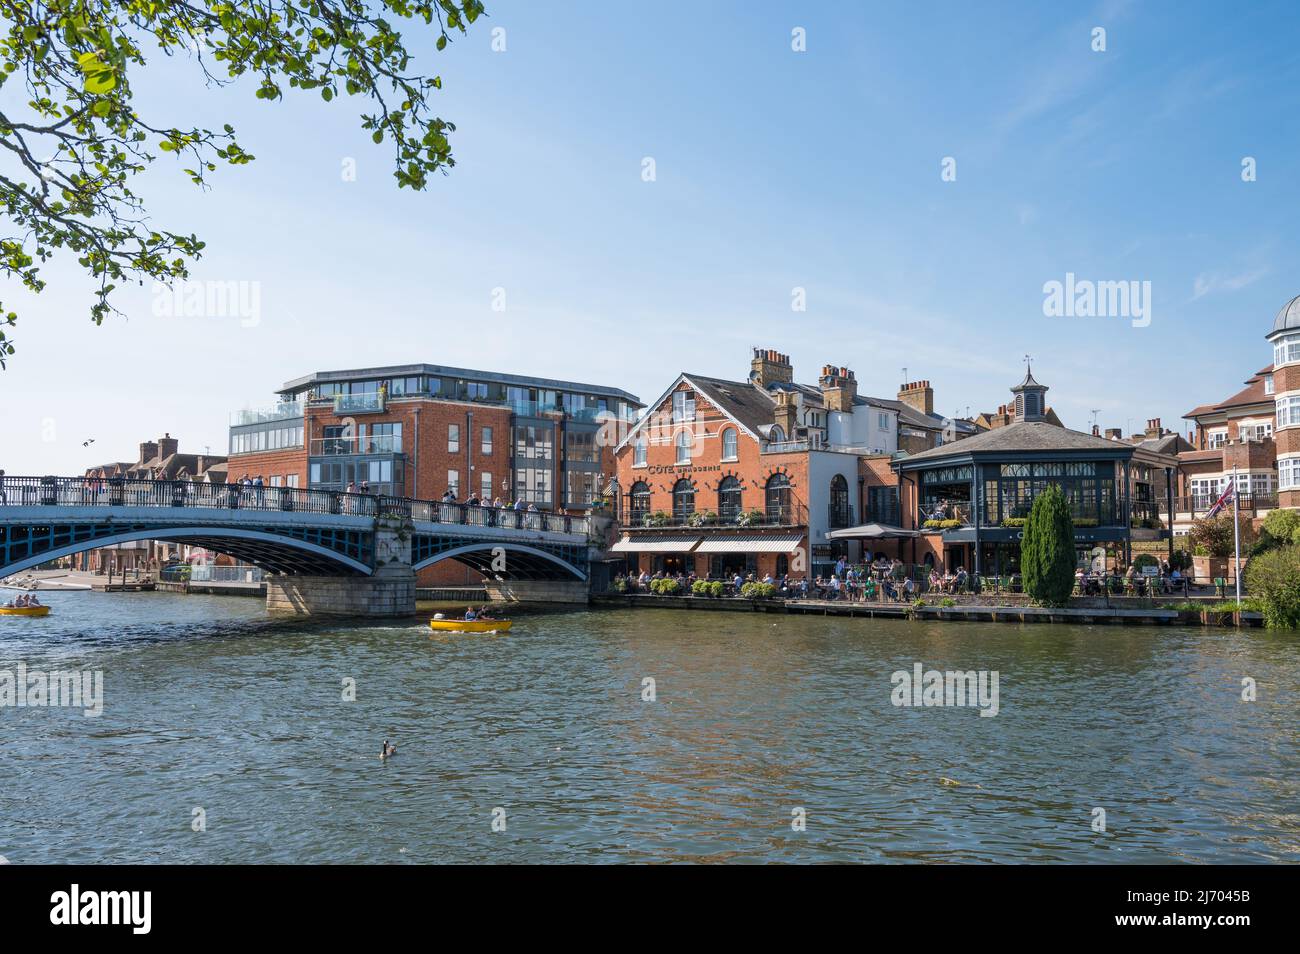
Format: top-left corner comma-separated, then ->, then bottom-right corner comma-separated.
1,591 -> 1297,864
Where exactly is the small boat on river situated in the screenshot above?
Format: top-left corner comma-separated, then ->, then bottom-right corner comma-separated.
0,605 -> 52,617
429,617 -> 511,633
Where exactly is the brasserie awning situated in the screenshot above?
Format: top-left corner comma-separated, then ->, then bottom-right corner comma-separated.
825,523 -> 921,541
608,535 -> 700,553
693,532 -> 805,554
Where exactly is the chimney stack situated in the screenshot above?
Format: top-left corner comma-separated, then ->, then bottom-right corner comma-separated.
819,365 -> 858,412
1144,418 -> 1162,439
1104,427 -> 1121,440
1092,424 -> 1100,437
898,379 -> 935,416
750,348 -> 793,389
158,433 -> 179,461
773,389 -> 798,437
138,440 -> 159,465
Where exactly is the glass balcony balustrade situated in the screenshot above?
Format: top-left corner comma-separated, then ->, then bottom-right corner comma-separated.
333,393 -> 386,414
310,435 -> 402,456
229,402 -> 305,427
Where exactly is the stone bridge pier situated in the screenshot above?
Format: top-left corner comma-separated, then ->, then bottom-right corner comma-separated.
266,517 -> 415,617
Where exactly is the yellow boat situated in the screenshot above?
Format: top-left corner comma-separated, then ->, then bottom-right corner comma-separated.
429,618 -> 511,633
0,605 -> 51,617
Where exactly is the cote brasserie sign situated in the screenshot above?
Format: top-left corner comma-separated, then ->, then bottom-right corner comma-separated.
646,464 -> 721,475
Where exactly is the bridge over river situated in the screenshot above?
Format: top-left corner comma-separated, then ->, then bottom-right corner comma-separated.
0,477 -> 594,615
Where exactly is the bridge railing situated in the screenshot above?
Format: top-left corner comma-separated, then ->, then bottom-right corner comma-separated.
0,476 -> 380,516
379,495 -> 587,535
0,477 -> 590,535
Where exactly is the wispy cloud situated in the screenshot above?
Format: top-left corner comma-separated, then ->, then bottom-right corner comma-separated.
1191,266 -> 1270,301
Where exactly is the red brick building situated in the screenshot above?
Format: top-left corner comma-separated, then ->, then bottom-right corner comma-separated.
228,364 -> 642,584
610,349 -> 964,581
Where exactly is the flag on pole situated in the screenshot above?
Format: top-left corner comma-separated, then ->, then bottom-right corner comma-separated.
1204,483 -> 1234,519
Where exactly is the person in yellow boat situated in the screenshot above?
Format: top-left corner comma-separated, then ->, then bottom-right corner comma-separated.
464,606 -> 478,621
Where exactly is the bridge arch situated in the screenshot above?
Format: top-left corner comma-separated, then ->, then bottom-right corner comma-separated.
412,542 -> 587,581
0,526 -> 373,579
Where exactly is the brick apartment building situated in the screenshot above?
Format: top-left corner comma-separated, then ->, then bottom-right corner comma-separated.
227,363 -> 642,584
610,348 -> 969,580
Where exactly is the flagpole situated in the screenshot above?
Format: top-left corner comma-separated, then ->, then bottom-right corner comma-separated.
1232,464 -> 1242,603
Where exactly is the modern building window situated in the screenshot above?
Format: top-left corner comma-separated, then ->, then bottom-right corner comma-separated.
634,436 -> 648,467
672,478 -> 695,520
765,473 -> 791,520
565,470 -> 600,507
721,428 -> 738,460
877,412 -> 889,430
514,467 -> 552,507
675,429 -> 692,464
566,429 -> 598,463
482,426 -> 493,455
718,476 -> 742,521
1265,374 -> 1276,395
1207,429 -> 1228,449
630,481 -> 651,521
447,469 -> 460,496
448,424 -> 460,453
367,422 -> 402,454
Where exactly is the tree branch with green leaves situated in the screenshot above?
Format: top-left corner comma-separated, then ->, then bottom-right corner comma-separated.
0,0 -> 486,366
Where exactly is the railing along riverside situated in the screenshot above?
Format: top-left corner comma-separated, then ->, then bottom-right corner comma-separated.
0,477 -> 588,535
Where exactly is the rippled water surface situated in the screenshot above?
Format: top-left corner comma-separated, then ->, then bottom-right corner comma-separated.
1,591 -> 1298,863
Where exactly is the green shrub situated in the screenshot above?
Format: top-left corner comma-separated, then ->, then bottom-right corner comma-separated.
1254,509 -> 1300,555
1169,549 -> 1193,572
922,518 -> 962,530
709,581 -> 724,597
739,581 -> 776,599
939,597 -> 956,607
1021,484 -> 1075,607
1133,553 -> 1158,570
691,579 -> 710,596
650,578 -> 681,595
1001,517 -> 1027,528
1244,545 -> 1300,628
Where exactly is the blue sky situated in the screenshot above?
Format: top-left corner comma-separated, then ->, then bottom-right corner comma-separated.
4,0 -> 1300,472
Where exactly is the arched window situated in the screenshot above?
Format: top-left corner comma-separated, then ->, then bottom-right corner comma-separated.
630,481 -> 651,522
829,474 -> 850,527
673,479 -> 695,520
765,473 -> 791,521
718,476 -> 742,522
721,427 -> 738,460
769,425 -> 785,443
633,435 -> 647,467
674,429 -> 692,464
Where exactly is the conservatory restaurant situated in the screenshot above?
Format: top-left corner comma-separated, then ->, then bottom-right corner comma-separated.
894,421 -> 1179,579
